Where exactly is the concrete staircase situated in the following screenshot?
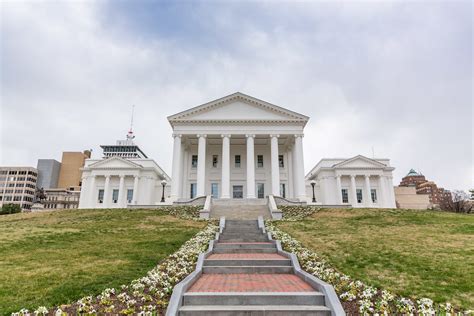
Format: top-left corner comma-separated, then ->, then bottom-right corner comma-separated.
210,202 -> 271,220
174,219 -> 341,316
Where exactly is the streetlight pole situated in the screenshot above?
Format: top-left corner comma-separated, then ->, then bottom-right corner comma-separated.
161,180 -> 167,202
310,180 -> 316,203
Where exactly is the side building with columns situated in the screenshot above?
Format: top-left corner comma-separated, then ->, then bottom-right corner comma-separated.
168,92 -> 308,201
305,155 -> 396,208
78,132 -> 170,209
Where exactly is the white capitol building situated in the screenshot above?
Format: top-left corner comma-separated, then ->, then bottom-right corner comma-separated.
78,92 -> 396,210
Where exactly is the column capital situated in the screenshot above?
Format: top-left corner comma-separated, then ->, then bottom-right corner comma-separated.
105,175 -> 111,179
197,134 -> 207,138
336,175 -> 341,179
172,133 -> 182,138
270,134 -> 280,138
221,134 -> 231,138
294,133 -> 304,138
245,134 -> 255,138
119,175 -> 125,179
365,174 -> 370,179
350,175 -> 356,179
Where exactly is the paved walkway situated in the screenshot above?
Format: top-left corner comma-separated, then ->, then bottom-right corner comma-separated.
189,274 -> 315,292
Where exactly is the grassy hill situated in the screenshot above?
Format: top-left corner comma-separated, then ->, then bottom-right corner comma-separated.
0,208 -> 206,315
274,208 -> 474,309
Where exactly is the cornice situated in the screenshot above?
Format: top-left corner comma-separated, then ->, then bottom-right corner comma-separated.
170,119 -> 307,126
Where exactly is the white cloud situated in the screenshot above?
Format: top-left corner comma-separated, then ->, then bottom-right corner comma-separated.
1,1 -> 472,190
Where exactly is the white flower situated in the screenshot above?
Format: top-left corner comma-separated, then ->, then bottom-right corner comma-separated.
33,307 -> 48,316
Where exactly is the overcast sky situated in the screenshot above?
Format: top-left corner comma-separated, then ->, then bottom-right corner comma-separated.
1,1 -> 472,191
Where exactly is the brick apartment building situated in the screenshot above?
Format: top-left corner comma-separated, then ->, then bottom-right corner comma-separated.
399,169 -> 451,206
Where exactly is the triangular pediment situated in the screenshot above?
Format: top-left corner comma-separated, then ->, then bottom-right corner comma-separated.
333,155 -> 387,169
88,157 -> 143,169
168,92 -> 309,124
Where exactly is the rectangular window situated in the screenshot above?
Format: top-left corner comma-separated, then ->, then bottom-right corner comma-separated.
211,183 -> 218,198
190,183 -> 197,199
233,185 -> 243,199
279,155 -> 284,168
280,183 -> 286,198
257,155 -> 264,168
127,189 -> 133,203
235,155 -> 241,168
341,189 -> 349,203
371,189 -> 377,203
98,189 -> 104,203
112,189 -> 119,203
257,183 -> 265,199
212,155 -> 218,168
191,155 -> 198,168
356,189 -> 363,203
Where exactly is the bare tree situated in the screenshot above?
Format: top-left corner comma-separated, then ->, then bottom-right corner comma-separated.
440,190 -> 472,213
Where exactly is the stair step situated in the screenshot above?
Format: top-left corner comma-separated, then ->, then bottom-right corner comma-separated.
183,291 -> 325,306
214,243 -> 275,249
179,305 -> 331,316
203,266 -> 293,274
204,259 -> 291,266
213,248 -> 277,254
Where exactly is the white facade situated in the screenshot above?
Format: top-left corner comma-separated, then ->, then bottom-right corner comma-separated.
78,157 -> 171,209
78,92 -> 397,210
168,92 -> 308,201
305,155 -> 396,208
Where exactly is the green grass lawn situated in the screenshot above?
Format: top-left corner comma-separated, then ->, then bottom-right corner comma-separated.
274,208 -> 474,309
0,209 -> 206,315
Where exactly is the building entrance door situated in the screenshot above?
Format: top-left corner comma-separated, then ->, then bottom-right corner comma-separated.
233,185 -> 243,199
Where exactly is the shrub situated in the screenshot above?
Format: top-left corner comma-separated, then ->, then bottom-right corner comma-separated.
278,205 -> 321,220
157,205 -> 202,220
0,203 -> 21,215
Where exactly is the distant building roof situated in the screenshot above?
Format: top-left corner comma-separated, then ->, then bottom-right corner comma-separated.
406,169 -> 421,177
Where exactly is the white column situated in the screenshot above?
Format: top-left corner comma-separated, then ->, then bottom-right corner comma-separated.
287,148 -> 294,198
246,134 -> 256,198
181,148 -> 189,200
364,175 -> 372,207
103,175 -> 111,208
132,175 -> 139,204
221,134 -> 231,198
378,175 -> 387,208
118,175 -> 125,207
350,175 -> 357,206
178,140 -> 185,198
294,134 -> 306,200
170,134 -> 182,200
336,175 -> 342,204
387,176 -> 396,208
270,134 -> 280,196
87,175 -> 96,208
196,134 -> 207,197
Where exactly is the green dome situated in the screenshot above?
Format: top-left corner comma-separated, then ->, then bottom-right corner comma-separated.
406,169 -> 420,177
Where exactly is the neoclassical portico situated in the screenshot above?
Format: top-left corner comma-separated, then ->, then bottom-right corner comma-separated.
306,155 -> 397,208
168,93 -> 309,202
78,157 -> 170,208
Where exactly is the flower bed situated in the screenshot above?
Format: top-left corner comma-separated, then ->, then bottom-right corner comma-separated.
12,223 -> 218,316
266,222 -> 470,315
278,205 -> 321,220
155,205 -> 202,220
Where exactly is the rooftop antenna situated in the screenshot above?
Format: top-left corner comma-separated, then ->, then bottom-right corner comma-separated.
127,105 -> 135,140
